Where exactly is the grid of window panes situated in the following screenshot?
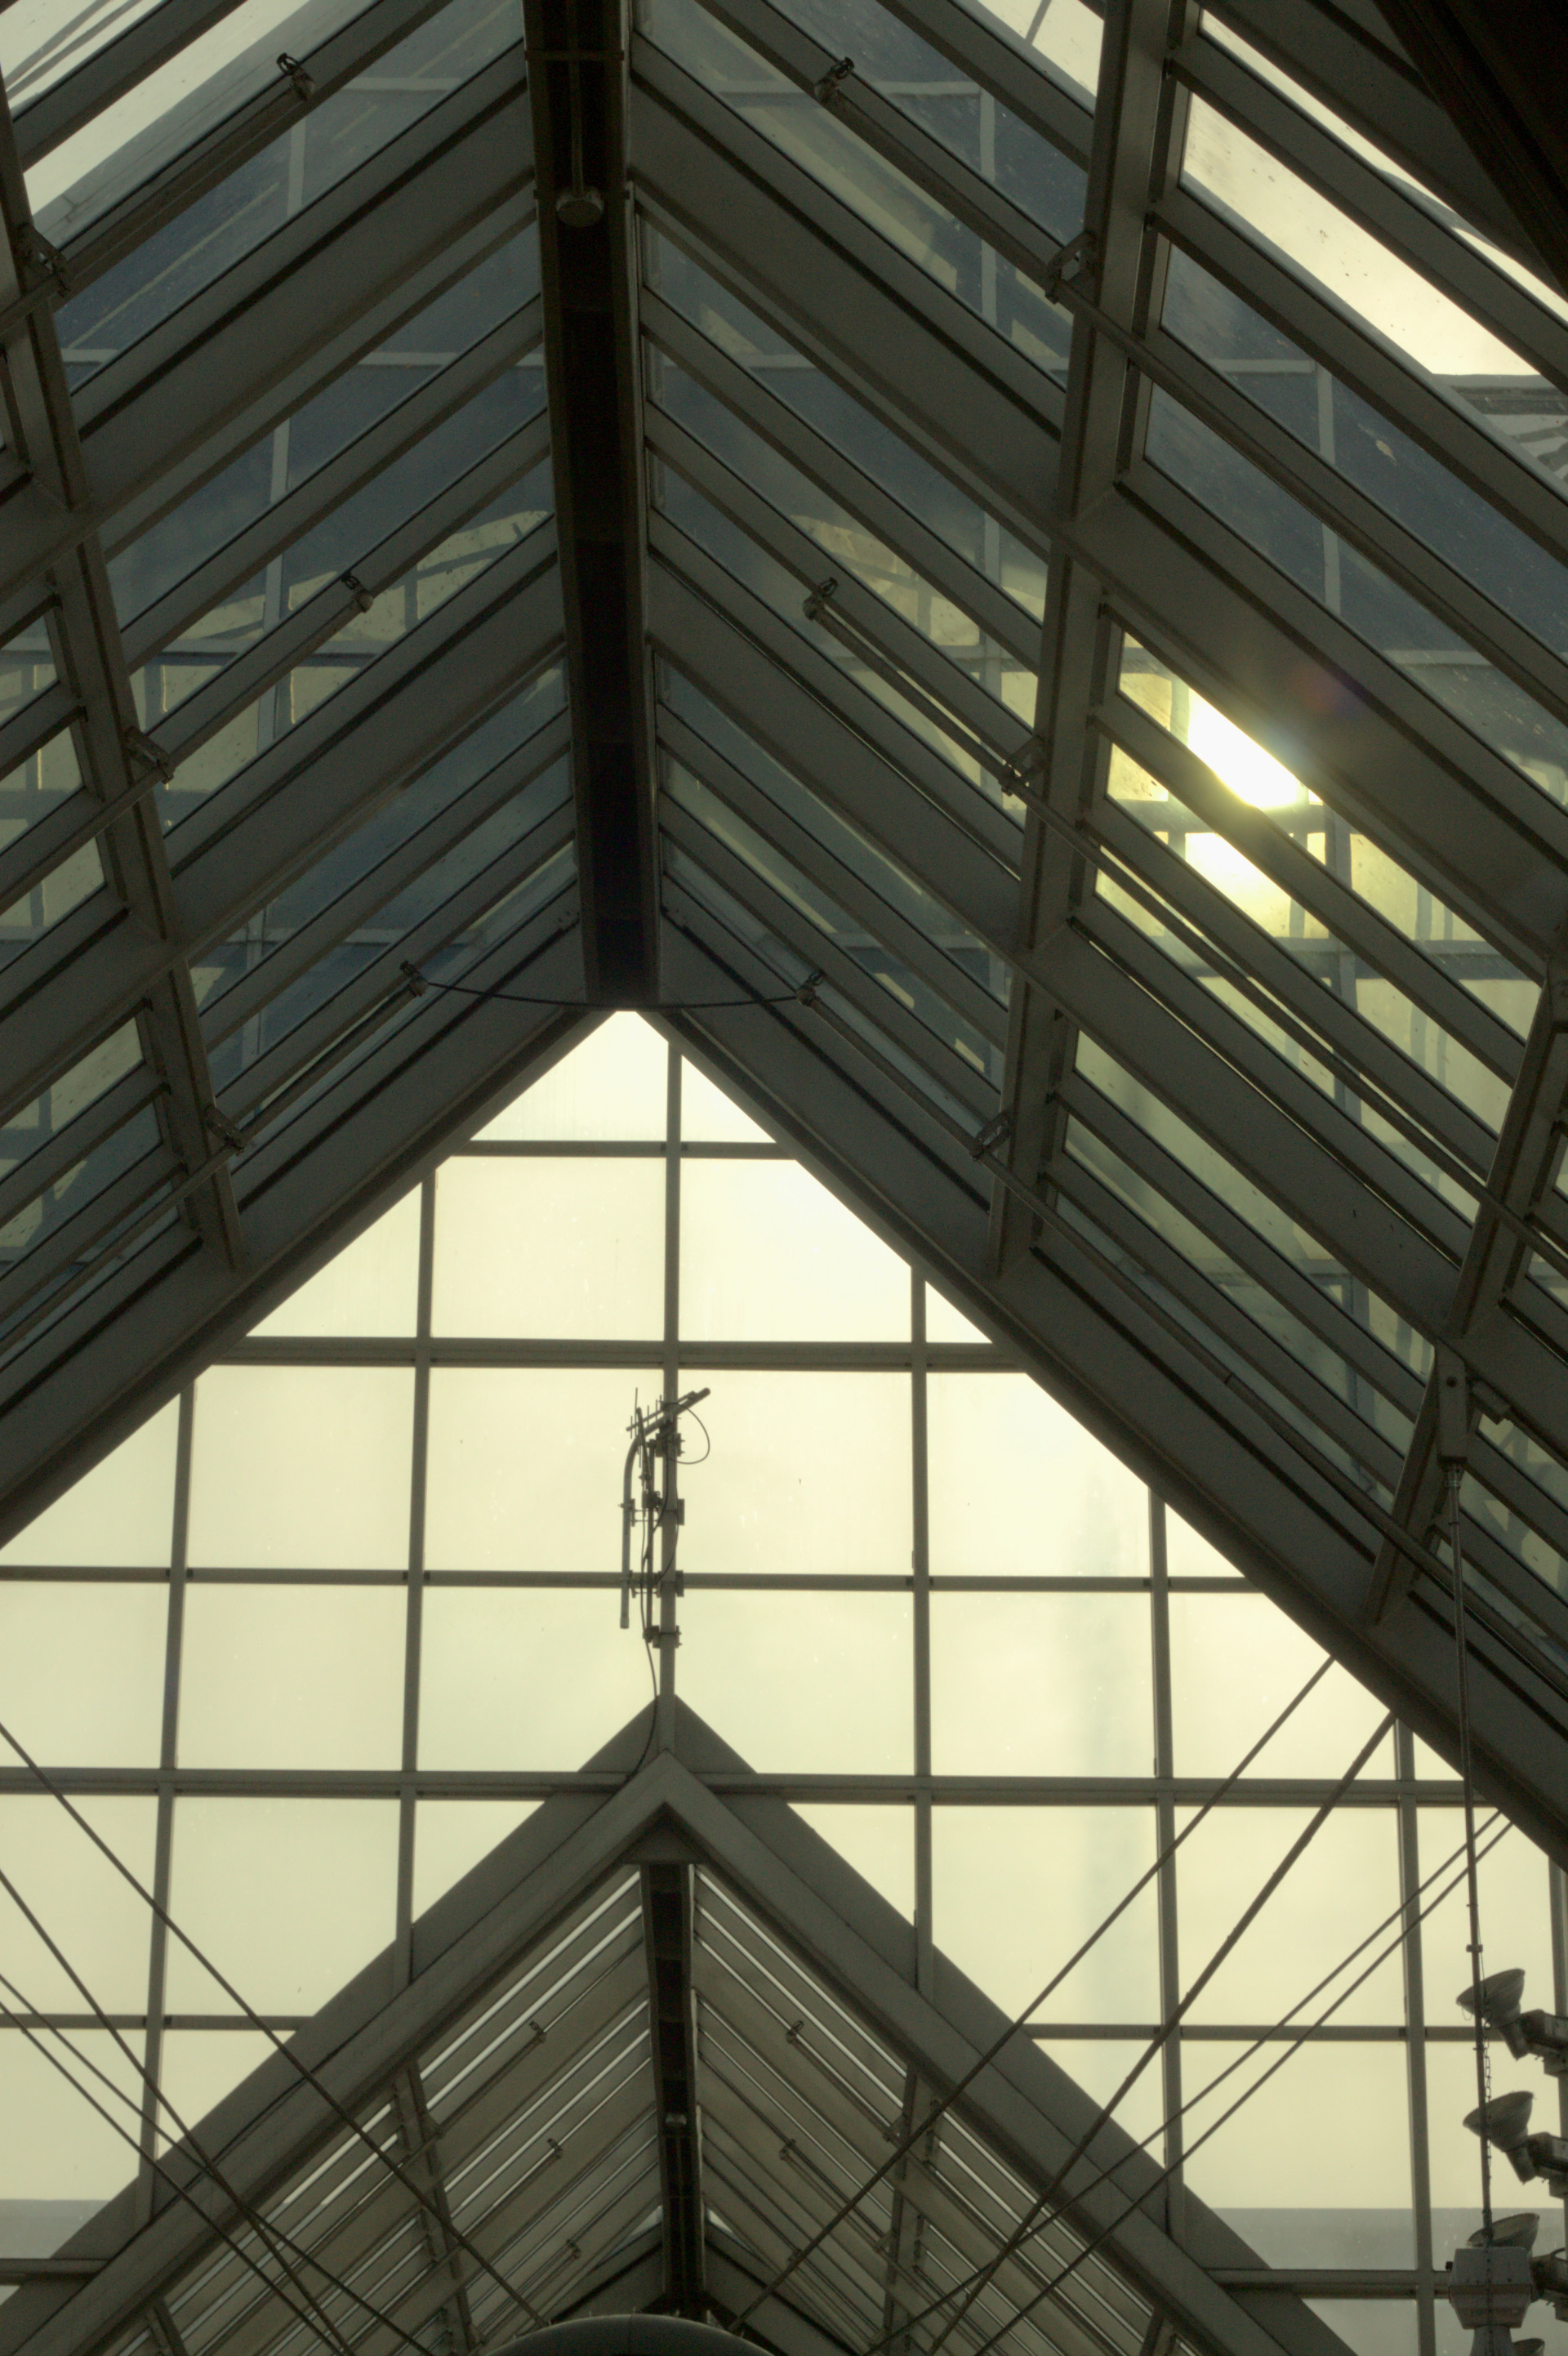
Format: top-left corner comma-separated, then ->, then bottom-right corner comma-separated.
0,1013 -> 1561,2356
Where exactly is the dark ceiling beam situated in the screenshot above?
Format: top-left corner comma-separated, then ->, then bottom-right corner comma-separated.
643,1863 -> 706,2317
526,0 -> 660,1004
1372,0 -> 1568,301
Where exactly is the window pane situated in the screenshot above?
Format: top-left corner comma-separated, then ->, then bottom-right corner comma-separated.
929,1372 -> 1147,1577
1175,1808 -> 1403,2025
680,1160 -> 909,1341
793,1805 -> 914,1921
679,1057 -> 771,1141
930,1593 -> 1152,1774
179,1587 -> 405,1769
425,1369 -> 644,1570
187,1368 -> 414,1569
478,1014 -> 669,1140
1168,1595 -> 1392,1777
432,1158 -> 665,1337
933,1807 -> 1159,2022
0,2030 -> 145,2215
1182,2037 -> 1412,2265
165,1800 -> 398,2013
158,2029 -> 278,2140
0,1796 -> 156,2010
679,1591 -> 911,1770
0,1399 -> 176,1568
0,1585 -> 166,1766
680,1372 -> 911,1576
248,1189 -> 421,1338
412,1801 -> 541,1916
419,1590 -> 652,1768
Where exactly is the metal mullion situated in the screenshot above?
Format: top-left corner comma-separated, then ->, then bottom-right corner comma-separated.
202,712 -> 572,1047
1098,689 -> 1526,1085
649,411 -> 1031,761
395,1174 -> 434,1992
0,674 -> 74,779
641,292 -> 1042,659
1090,794 -> 1501,1178
0,1144 -> 184,1337
153,433 -> 555,776
425,1926 -> 646,2113
912,1273 -> 933,2011
122,306 -> 545,662
648,539 -> 1022,877
1071,490 -> 1567,969
1083,891 -> 1472,1274
1133,316 -> 1568,736
696,2001 -> 893,2173
702,2146 -> 874,2343
1464,1431 -> 1568,1573
660,806 -> 997,1131
661,712 -> 1009,1048
432,1997 -> 648,2180
1045,1141 -> 1410,1493
60,4 -> 514,293
700,2091 -> 888,2314
696,0 -> 1071,292
1170,33 -> 1568,399
492,2153 -> 662,2318
629,89 -> 1058,545
215,807 -> 575,1122
136,1381 -> 191,2220
863,0 -> 1091,164
1394,1724 -> 1437,2356
631,38 -> 1066,429
0,1068 -> 163,1229
1152,175 -> 1568,570
1056,1071 -> 1427,1414
13,0 -> 255,166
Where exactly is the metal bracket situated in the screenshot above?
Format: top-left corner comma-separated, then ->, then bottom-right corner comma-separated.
803,574 -> 839,624
11,224 -> 69,297
277,51 -> 315,100
202,1104 -> 249,1157
341,570 -> 376,614
969,1108 -> 1013,1159
1435,1345 -> 1470,1467
122,726 -> 175,783
1042,227 -> 1098,304
795,968 -> 825,1008
813,54 -> 855,102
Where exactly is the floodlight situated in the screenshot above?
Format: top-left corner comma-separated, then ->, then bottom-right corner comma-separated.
1468,2217 -> 1541,2253
1466,2091 -> 1568,2193
1459,1970 -> 1568,2073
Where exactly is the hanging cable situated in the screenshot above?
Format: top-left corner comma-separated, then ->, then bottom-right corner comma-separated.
0,1863 -> 444,2356
733,1654 -> 1335,2323
0,1712 -> 548,2334
1437,1346 -> 1494,2241
401,961 -> 818,1013
918,1708 -> 1395,2356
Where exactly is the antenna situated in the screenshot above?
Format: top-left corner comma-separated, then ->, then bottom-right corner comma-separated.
618,1390 -> 711,1740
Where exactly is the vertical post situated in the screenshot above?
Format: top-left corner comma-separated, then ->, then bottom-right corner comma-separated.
1149,1491 -> 1184,2247
1397,1723 -> 1438,2356
657,1043 -> 682,1747
1550,1864 -> 1568,2252
396,1173 -> 437,1987
138,1381 -> 194,2222
912,1271 -> 933,2003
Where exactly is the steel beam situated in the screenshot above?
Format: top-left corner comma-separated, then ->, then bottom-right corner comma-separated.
527,0 -> 659,1001
643,1864 -> 706,2314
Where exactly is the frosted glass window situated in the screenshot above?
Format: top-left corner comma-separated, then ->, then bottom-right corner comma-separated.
1311,2306 -> 1415,2356
933,1808 -> 1159,2022
1166,1508 -> 1242,1578
679,1372 -> 911,1576
679,1591 -> 911,1771
1169,1595 -> 1392,1778
0,1584 -> 166,1767
1182,2037 -> 1412,2264
925,1287 -> 990,1343
158,2031 -> 277,2141
0,2032 -> 145,2205
476,1013 -> 668,1139
425,1368 -> 644,1569
0,1400 -> 177,1567
179,1587 -> 405,1769
680,1161 -> 909,1341
930,1593 -> 1152,1774
0,1797 -> 156,2010
1034,2038 -> 1165,2150
187,1368 -> 415,1569
680,1058 -> 772,1141
248,1191 -> 421,1338
419,1590 -> 653,1768
433,1158 -> 664,1337
929,1374 -> 1147,1577
1175,1808 -> 1402,2025
1418,1818 -> 1553,2020
412,1802 -> 540,1917
165,1800 -> 398,2013
793,1805 -> 914,1921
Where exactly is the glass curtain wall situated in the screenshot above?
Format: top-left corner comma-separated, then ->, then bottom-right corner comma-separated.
0,1016 -> 1559,2356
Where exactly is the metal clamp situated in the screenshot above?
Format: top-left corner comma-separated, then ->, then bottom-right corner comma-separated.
341,569 -> 375,614
803,574 -> 839,624
122,726 -> 175,783
11,224 -> 69,297
277,51 -> 315,100
202,1104 -> 249,1156
969,1108 -> 1012,1160
813,54 -> 854,102
1042,226 -> 1098,304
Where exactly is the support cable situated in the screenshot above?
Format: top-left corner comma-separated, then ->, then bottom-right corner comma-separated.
0,1865 -> 447,2356
733,1653 -> 1334,2322
0,1712 -> 548,2331
918,1710 -> 1395,2356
